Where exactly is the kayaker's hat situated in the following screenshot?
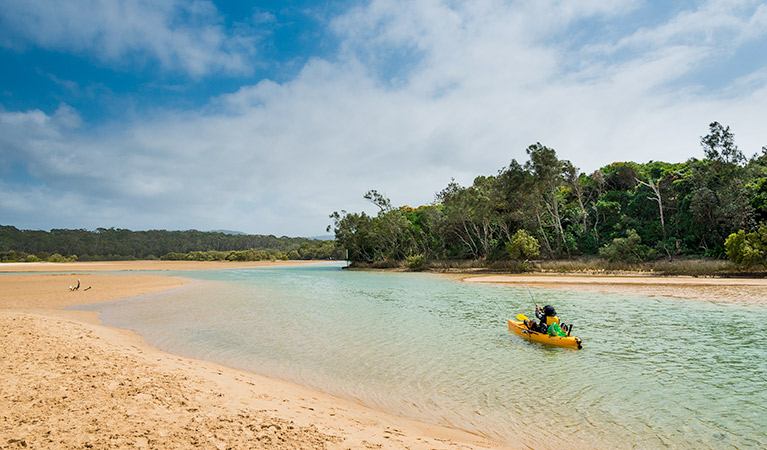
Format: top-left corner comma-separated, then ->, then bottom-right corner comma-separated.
543,305 -> 556,316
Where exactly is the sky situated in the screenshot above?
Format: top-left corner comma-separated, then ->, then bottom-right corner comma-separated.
1,0 -> 766,237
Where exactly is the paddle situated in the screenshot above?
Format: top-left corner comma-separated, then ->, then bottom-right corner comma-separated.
516,313 -> 528,321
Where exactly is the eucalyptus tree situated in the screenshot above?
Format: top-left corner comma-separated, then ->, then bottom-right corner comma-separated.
495,159 -> 538,244
684,123 -> 754,255
524,143 -> 570,258
437,178 -> 501,259
563,161 -> 589,235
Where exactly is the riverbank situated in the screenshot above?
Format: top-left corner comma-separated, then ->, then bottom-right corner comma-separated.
0,262 -> 509,449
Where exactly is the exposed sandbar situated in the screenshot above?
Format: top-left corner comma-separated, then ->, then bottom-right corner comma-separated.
463,274 -> 767,305
0,259 -> 319,273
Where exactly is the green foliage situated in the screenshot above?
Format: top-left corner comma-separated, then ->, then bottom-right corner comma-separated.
725,225 -> 767,266
599,229 -> 650,263
330,123 -> 764,266
406,254 -> 425,270
0,226 -> 341,262
701,121 -> 745,165
47,253 -> 77,263
1,249 -> 77,263
505,229 -> 540,260
225,248 -> 284,262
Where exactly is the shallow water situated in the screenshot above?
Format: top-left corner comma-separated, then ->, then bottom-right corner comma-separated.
75,263 -> 767,449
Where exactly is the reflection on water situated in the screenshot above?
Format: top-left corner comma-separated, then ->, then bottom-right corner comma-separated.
75,263 -> 767,449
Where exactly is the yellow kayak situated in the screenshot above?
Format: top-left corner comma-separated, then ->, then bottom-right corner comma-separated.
508,319 -> 582,349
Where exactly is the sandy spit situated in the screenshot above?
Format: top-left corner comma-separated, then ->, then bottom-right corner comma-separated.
462,273 -> 767,305
1,263 -> 511,450
0,260 -> 319,273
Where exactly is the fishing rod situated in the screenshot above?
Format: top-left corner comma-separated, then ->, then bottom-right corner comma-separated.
525,287 -> 538,312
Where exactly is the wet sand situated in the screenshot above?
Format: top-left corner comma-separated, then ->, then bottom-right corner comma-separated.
0,262 -> 509,449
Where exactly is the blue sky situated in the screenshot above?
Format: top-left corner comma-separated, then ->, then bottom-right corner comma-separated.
1,0 -> 766,237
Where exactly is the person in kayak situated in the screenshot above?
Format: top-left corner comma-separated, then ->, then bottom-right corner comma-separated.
536,305 -> 560,333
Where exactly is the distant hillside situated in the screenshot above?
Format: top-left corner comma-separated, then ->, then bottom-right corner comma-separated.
308,235 -> 335,241
0,226 -> 341,262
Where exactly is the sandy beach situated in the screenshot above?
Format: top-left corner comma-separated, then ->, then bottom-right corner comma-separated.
1,262 -> 509,450
0,260 -> 319,273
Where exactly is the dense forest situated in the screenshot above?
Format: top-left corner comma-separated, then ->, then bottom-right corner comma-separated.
0,227 -> 340,262
329,122 -> 767,268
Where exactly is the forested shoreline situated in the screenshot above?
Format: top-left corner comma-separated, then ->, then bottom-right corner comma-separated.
329,122 -> 767,271
0,227 -> 341,262
4,122 -> 765,271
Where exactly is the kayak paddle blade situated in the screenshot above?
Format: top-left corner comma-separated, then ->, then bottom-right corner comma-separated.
516,314 -> 528,322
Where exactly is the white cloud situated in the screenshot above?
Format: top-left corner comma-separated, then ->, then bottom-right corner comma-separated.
2,0 -> 767,235
593,0 -> 765,54
0,0 -> 259,76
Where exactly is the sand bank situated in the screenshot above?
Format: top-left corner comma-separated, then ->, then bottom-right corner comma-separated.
0,259 -> 319,273
1,264 -> 509,449
463,274 -> 767,305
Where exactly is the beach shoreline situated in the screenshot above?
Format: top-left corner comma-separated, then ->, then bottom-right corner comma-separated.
1,261 -> 511,450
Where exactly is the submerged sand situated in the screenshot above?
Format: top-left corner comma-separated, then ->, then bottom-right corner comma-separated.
0,263 -> 508,450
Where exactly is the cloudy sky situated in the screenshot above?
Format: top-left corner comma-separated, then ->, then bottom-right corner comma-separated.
1,0 -> 766,237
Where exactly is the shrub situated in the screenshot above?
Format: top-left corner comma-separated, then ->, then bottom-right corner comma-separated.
505,229 -> 540,260
406,254 -> 425,270
725,224 -> 767,266
599,229 -> 650,263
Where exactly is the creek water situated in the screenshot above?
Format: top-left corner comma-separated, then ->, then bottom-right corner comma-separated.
75,263 -> 767,449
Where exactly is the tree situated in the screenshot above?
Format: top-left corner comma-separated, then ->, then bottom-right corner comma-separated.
495,159 -> 538,246
438,179 -> 500,259
564,161 -> 589,234
525,143 -> 569,258
635,177 -> 666,240
701,121 -> 745,166
363,190 -> 392,212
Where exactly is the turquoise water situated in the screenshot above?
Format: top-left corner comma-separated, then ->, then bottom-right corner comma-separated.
74,263 -> 767,449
